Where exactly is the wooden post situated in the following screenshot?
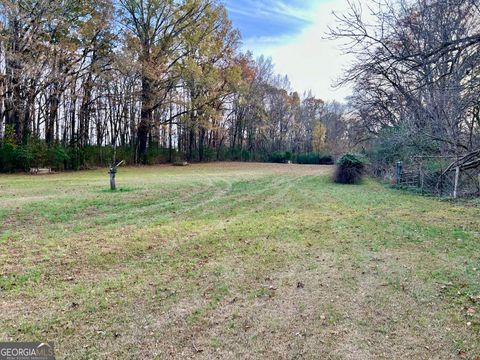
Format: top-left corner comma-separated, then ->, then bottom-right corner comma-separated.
453,166 -> 460,199
108,160 -> 124,191
109,167 -> 117,191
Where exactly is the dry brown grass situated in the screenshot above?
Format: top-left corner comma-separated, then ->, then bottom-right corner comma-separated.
0,163 -> 478,359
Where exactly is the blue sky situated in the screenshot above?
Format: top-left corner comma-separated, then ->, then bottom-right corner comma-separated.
224,0 -> 318,39
223,0 -> 354,101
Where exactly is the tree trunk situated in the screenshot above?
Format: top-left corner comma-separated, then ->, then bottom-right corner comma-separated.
46,88 -> 59,145
188,125 -> 195,161
199,127 -> 206,161
168,118 -> 173,162
138,75 -> 153,164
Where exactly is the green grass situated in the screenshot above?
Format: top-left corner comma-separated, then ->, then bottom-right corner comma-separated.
0,162 -> 479,359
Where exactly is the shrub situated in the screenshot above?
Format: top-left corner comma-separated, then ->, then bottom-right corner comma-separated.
67,147 -> 84,170
13,145 -> 33,171
49,145 -> 70,170
295,152 -> 334,165
334,153 -> 366,184
145,146 -> 169,165
366,124 -> 439,178
269,151 -> 291,163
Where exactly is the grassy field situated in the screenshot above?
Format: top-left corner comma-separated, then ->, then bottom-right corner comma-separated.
0,162 -> 479,359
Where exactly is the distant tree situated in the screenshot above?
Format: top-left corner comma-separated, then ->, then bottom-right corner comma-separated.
312,122 -> 327,153
118,0 -> 209,163
329,0 -> 480,158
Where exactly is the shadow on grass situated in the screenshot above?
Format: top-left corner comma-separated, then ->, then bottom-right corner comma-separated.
100,187 -> 139,193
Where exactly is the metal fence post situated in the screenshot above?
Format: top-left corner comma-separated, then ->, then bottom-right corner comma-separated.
396,161 -> 403,186
420,167 -> 425,195
453,166 -> 460,199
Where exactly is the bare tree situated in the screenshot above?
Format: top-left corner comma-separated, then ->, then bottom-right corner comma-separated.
330,0 -> 480,155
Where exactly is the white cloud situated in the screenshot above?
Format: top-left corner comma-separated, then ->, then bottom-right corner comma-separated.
228,0 -> 316,23
242,0 -> 358,102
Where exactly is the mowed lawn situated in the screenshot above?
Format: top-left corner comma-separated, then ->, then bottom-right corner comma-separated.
0,162 -> 479,359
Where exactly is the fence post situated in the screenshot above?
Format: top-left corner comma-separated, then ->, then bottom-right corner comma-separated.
396,161 -> 403,186
439,166 -> 443,197
453,166 -> 460,199
420,167 -> 425,195
109,166 -> 117,191
108,160 -> 124,191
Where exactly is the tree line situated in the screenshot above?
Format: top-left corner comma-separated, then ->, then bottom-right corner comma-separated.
0,0 -> 349,171
2,0 -> 477,174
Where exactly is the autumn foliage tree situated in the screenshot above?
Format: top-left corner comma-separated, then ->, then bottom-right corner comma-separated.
0,0 -> 349,171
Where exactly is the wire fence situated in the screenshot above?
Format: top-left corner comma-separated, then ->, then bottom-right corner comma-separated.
394,156 -> 480,198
